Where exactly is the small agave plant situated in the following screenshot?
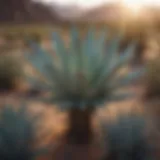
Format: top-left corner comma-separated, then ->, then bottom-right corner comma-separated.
102,114 -> 154,160
25,26 -> 145,144
0,104 -> 48,160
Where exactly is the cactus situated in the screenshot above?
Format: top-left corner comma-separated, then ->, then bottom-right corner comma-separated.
0,104 -> 47,160
102,114 -> 154,160
25,27 -> 145,144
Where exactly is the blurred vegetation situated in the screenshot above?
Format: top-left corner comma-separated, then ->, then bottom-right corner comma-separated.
0,19 -> 158,44
0,54 -> 23,91
0,104 -> 47,160
102,113 -> 153,160
145,57 -> 160,99
0,14 -> 159,159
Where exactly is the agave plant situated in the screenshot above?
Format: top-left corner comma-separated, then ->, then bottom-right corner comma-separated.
0,104 -> 48,160
25,26 -> 145,144
101,114 -> 154,160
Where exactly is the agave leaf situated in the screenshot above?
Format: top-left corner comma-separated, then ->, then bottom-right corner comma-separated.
66,27 -> 83,88
25,52 -> 49,79
29,41 -> 54,64
69,27 -> 89,91
111,42 -> 136,70
106,34 -> 122,59
25,42 -> 54,80
45,63 -> 72,92
110,67 -> 146,89
52,31 -> 69,73
108,92 -> 136,102
25,54 -> 55,82
90,34 -> 122,86
70,26 -> 84,74
95,43 -> 136,88
101,33 -> 122,69
83,26 -> 95,56
81,27 -> 95,78
70,26 -> 80,54
25,97 -> 52,104
25,75 -> 53,91
95,29 -> 107,62
28,41 -> 67,86
67,27 -> 78,72
86,28 -> 107,81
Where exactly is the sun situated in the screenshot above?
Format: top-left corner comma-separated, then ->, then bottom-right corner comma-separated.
122,0 -> 146,7
121,0 -> 145,15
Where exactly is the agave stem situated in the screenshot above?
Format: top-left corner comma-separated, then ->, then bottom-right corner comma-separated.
66,106 -> 94,145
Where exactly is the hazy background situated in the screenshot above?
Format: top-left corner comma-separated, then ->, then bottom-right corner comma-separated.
0,1 -> 160,159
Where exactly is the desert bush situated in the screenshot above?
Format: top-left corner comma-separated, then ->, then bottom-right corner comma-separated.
144,57 -> 160,99
0,104 -> 47,160
102,113 -> 154,160
25,26 -> 145,145
0,54 -> 23,91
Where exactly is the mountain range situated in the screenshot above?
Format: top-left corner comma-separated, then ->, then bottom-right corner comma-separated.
0,0 -> 61,23
0,0 -> 159,24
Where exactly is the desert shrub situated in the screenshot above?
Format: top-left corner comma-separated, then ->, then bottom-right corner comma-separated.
31,34 -> 42,43
25,26 -> 145,145
145,57 -> 160,99
0,54 -> 23,91
102,113 -> 154,160
3,33 -> 15,42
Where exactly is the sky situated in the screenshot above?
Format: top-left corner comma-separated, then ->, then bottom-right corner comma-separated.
38,0 -> 160,8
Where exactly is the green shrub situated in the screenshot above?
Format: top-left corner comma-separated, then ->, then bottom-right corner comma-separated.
0,54 -> 23,91
101,113 -> 154,160
25,26 -> 145,144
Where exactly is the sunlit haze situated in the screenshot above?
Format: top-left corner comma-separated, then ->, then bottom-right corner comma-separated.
35,0 -> 160,16
39,0 -> 160,8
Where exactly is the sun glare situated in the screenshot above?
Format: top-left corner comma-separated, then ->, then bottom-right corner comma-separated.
38,0 -> 160,15
122,0 -> 145,15
39,0 -> 160,8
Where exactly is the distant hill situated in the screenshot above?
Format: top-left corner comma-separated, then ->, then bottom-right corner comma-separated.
77,3 -> 125,22
61,3 -> 160,27
0,0 -> 159,27
0,0 -> 61,24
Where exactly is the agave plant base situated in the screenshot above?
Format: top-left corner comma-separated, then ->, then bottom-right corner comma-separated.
66,107 -> 94,145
